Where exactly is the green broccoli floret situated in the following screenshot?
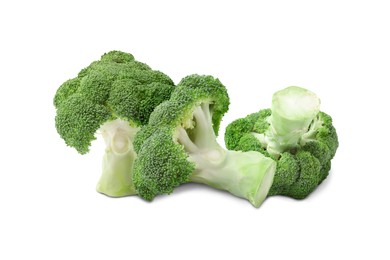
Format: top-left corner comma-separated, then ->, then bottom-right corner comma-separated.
54,51 -> 175,197
133,75 -> 276,207
225,86 -> 338,199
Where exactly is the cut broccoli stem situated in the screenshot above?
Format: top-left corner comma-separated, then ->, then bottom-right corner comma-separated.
190,149 -> 276,208
253,86 -> 321,156
96,119 -> 139,197
177,103 -> 276,208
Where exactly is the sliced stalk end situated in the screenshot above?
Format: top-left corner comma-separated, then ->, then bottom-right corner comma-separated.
189,150 -> 276,208
231,151 -> 276,208
272,86 -> 320,127
96,119 -> 139,197
96,149 -> 137,197
265,86 -> 321,154
248,160 -> 276,207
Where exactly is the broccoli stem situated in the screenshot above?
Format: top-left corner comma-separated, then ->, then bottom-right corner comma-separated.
254,86 -> 321,156
177,103 -> 276,207
190,149 -> 276,208
96,119 -> 139,197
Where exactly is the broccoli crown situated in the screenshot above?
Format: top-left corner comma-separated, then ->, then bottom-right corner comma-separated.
54,51 -> 175,154
225,109 -> 338,199
134,74 -> 229,153
133,74 -> 230,200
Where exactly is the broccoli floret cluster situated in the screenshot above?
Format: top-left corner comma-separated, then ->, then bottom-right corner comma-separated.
225,86 -> 339,199
54,51 -> 174,197
54,52 -> 339,208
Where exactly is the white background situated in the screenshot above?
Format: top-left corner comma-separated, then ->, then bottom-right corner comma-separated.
1,0 -> 389,259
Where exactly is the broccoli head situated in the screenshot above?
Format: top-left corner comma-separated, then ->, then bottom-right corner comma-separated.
133,75 -> 276,207
225,86 -> 338,199
54,51 -> 175,197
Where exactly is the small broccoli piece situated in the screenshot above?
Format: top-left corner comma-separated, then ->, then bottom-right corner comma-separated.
288,151 -> 322,199
267,152 -> 299,196
133,75 -> 276,207
54,51 -> 175,197
225,86 -> 338,199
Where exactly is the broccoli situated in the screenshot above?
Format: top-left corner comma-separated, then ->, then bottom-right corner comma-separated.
54,51 -> 175,197
133,75 -> 276,207
225,86 -> 338,199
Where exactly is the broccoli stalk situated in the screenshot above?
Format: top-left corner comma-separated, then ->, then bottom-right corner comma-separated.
254,86 -> 321,157
176,104 -> 275,207
96,119 -> 139,197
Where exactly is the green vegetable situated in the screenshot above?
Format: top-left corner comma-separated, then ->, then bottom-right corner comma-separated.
54,51 -> 175,197
133,75 -> 276,207
225,86 -> 338,199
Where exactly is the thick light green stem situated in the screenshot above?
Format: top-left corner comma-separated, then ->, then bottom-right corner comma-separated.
96,119 -> 139,197
189,149 -> 276,208
254,86 -> 321,156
